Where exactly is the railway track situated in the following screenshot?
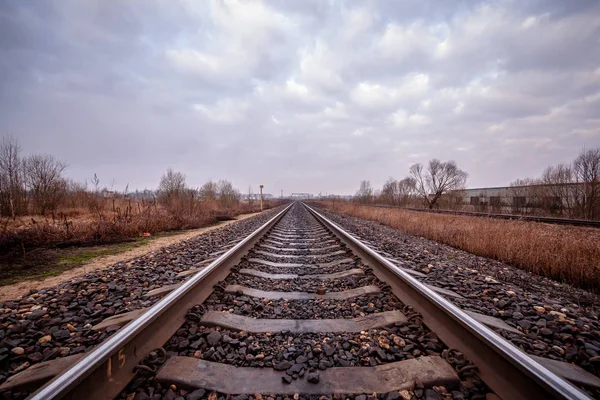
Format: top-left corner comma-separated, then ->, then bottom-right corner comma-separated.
2,202 -> 598,399
367,204 -> 600,228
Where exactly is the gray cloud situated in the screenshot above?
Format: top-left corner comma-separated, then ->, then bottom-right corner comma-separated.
1,0 -> 599,195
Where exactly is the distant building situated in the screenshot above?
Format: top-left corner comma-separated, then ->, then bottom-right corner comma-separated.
451,183 -> 585,215
101,189 -> 116,198
247,193 -> 274,200
128,189 -> 156,200
290,193 -> 313,200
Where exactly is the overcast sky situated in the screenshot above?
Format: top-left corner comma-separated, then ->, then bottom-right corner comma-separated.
1,1 -> 599,195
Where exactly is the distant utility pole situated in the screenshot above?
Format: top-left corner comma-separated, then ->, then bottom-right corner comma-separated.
260,185 -> 264,211
281,189 -> 283,198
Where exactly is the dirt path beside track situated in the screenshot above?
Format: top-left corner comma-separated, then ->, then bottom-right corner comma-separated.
0,212 -> 260,301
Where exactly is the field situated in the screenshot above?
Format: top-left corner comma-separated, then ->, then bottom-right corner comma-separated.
316,201 -> 600,292
0,198 -> 283,285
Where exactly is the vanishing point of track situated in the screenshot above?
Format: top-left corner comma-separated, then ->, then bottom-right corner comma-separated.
4,202 -> 595,399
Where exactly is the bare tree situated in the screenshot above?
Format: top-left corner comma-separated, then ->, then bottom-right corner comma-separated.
445,189 -> 466,210
217,180 -> 240,208
90,173 -> 100,192
23,154 -> 68,215
0,136 -> 27,217
409,159 -> 468,209
157,168 -> 186,204
540,164 -> 574,216
355,180 -> 373,204
199,180 -> 218,201
65,178 -> 88,208
573,147 -> 600,219
87,173 -> 104,214
397,177 -> 416,206
156,168 -> 190,217
378,177 -> 416,206
509,178 -> 537,214
379,177 -> 397,205
247,185 -> 254,206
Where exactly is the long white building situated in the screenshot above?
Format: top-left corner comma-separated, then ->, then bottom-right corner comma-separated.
451,183 -> 585,215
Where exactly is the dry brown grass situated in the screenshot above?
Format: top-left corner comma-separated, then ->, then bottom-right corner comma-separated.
317,201 -> 600,292
0,198 -> 286,258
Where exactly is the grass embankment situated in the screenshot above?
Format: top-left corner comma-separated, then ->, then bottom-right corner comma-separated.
0,200 -> 287,285
0,238 -> 149,286
317,202 -> 600,292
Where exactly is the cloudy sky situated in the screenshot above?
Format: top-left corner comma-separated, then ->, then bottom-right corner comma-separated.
1,0 -> 599,195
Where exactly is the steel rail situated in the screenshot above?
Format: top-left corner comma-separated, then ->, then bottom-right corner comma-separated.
365,204 -> 600,228
29,203 -> 294,400
303,203 -> 590,400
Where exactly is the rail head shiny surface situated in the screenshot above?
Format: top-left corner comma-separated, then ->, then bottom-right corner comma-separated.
303,203 -> 589,400
29,203 -> 293,400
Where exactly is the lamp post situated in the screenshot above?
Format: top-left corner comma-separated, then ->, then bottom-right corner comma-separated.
259,185 -> 264,211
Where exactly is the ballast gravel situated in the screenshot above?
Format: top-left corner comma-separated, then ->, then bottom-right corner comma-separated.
315,205 -> 600,398
0,207 -> 283,395
118,204 -> 489,400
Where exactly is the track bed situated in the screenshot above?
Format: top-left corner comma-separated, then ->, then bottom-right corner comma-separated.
1,203 -> 597,400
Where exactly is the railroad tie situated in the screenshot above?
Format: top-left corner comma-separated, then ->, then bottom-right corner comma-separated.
272,228 -> 327,235
155,356 -> 460,394
247,258 -> 355,268
267,234 -> 331,241
287,240 -> 337,246
200,310 -> 406,333
223,284 -> 380,300
253,250 -> 347,259
238,268 -> 364,280
257,244 -> 342,252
